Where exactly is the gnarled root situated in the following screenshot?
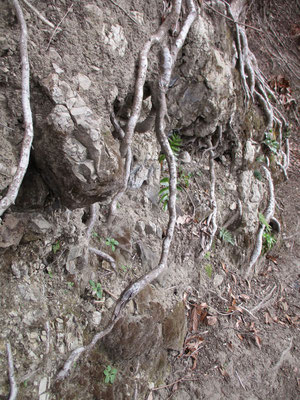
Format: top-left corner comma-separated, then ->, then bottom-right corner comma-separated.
245,166 -> 275,279
55,0 -> 197,382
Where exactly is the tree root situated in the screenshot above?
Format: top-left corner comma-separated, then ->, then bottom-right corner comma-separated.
55,0 -> 197,382
0,0 -> 33,218
245,166 -> 275,279
21,0 -> 55,29
6,342 -> 18,400
199,139 -> 218,257
251,284 -> 277,313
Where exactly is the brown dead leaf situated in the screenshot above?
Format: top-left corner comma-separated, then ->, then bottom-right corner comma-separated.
237,333 -> 244,341
265,312 -> 272,324
239,294 -> 250,302
254,335 -> 262,349
218,366 -> 231,382
221,262 -> 228,273
266,255 -> 278,265
206,316 -> 218,326
285,314 -> 292,324
231,273 -> 237,285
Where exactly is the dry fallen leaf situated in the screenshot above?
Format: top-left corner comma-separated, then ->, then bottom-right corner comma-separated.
206,316 -> 218,326
254,335 -> 262,349
237,333 -> 244,341
239,294 -> 250,302
265,312 -> 272,324
221,262 -> 228,273
218,366 -> 230,382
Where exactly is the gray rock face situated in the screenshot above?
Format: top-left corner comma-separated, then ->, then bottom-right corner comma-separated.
33,74 -> 123,208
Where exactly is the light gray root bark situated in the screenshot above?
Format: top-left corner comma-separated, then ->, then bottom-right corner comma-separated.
55,0 -> 197,382
0,0 -> 33,218
6,342 -> 18,400
245,166 -> 275,279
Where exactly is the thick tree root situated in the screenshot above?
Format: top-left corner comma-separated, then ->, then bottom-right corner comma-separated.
198,138 -> 218,258
55,0 -> 197,382
245,166 -> 275,279
0,0 -> 33,218
6,342 -> 18,400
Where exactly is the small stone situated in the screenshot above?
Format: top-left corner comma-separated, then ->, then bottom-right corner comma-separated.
91,311 -> 102,326
156,226 -> 163,239
229,202 -> 237,211
76,73 -> 91,91
135,220 -> 145,235
105,298 -> 114,309
145,222 -> 156,235
213,274 -> 224,288
52,63 -> 64,74
179,151 -> 192,163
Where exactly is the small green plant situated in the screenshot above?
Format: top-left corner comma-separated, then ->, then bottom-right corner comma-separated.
158,177 -> 182,211
256,155 -> 265,163
120,265 -> 129,273
219,228 -> 235,245
103,365 -> 117,384
159,131 -> 182,163
262,231 -> 276,253
179,168 -> 192,188
254,170 -> 262,181
105,237 -> 119,252
92,232 -> 101,239
204,251 -> 211,260
23,380 -> 28,388
67,282 -> 74,289
47,269 -> 53,278
259,213 -> 276,253
89,280 -> 103,299
52,241 -> 60,254
263,131 -> 279,154
205,264 -> 213,279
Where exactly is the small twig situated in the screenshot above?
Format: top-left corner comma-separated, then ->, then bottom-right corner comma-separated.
0,0 -> 33,218
89,247 -> 117,271
103,287 -> 118,300
152,376 -> 200,391
235,370 -> 246,390
0,122 -> 14,131
46,4 -> 73,51
107,0 -> 138,25
21,0 -> 55,29
204,2 -> 263,33
251,285 -> 277,313
45,321 -> 51,354
6,342 -> 18,400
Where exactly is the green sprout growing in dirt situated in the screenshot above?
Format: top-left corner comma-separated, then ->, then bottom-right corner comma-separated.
263,131 -> 279,154
103,365 -> 117,384
219,228 -> 235,245
52,241 -> 60,254
105,237 -> 119,252
259,213 -> 277,253
205,264 -> 213,279
89,280 -> 103,299
120,265 -> 130,273
67,282 -> 74,289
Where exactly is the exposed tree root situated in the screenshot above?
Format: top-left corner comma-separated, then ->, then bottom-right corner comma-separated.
198,138 -> 218,258
245,166 -> 275,279
6,342 -> 18,400
0,0 -> 33,218
250,284 -> 277,313
55,0 -> 197,382
21,0 -> 55,29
